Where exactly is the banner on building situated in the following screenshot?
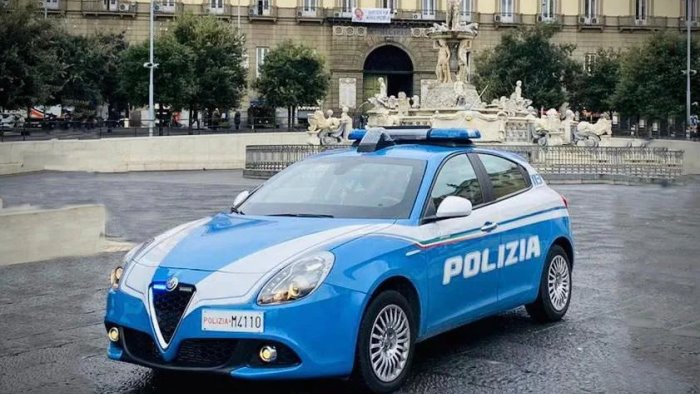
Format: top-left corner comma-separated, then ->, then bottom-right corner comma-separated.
352,8 -> 392,24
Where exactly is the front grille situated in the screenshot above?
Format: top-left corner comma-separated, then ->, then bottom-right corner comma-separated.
152,285 -> 195,344
122,328 -> 238,368
123,328 -> 163,364
175,339 -> 239,367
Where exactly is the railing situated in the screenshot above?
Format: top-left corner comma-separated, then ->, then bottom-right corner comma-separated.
243,144 -> 684,182
493,12 -> 522,26
40,0 -> 68,13
202,3 -> 234,17
155,2 -> 184,16
249,4 -> 277,19
81,0 -> 137,14
679,16 -> 700,30
577,14 -> 605,29
618,15 -> 669,30
296,6 -> 323,20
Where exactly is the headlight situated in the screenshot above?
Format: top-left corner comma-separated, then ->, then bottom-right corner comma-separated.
109,266 -> 124,289
257,251 -> 334,305
109,239 -> 151,290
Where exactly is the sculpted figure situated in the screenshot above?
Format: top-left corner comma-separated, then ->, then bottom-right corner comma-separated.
446,0 -> 460,30
411,95 -> 420,108
457,39 -> 469,82
377,77 -> 387,99
463,22 -> 479,35
434,39 -> 451,83
397,92 -> 410,116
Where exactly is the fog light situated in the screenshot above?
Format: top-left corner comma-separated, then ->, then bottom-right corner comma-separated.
259,345 -> 277,363
108,327 -> 120,343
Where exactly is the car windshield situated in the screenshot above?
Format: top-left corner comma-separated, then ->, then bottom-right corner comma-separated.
238,156 -> 426,219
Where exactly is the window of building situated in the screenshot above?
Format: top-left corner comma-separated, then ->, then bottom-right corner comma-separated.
43,0 -> 59,10
541,0 -> 556,20
634,0 -> 647,21
500,0 -> 514,22
583,0 -> 597,19
103,0 -> 117,11
584,52 -> 596,75
422,0 -> 435,17
478,154 -> 529,200
210,0 -> 222,9
256,47 -> 269,79
382,0 -> 398,12
686,0 -> 698,20
428,155 -> 483,215
340,0 -> 355,14
303,0 -> 316,13
461,0 -> 473,21
256,0 -> 271,15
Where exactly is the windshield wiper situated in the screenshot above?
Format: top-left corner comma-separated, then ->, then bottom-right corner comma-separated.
230,206 -> 245,215
267,213 -> 334,218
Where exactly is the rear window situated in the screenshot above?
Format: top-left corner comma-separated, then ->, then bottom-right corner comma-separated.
478,154 -> 529,200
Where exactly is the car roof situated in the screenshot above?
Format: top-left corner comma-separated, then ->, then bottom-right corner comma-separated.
310,144 -> 531,168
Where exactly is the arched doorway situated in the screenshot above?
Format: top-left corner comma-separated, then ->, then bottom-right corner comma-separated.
363,45 -> 413,102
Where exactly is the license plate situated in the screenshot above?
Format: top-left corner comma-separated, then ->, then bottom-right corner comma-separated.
201,309 -> 264,333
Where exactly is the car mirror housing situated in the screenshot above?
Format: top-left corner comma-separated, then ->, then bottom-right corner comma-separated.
232,190 -> 250,209
435,196 -> 472,219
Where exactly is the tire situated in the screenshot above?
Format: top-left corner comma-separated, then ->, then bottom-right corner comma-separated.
352,290 -> 416,393
526,245 -> 572,323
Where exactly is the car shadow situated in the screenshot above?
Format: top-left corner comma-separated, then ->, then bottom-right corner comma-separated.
127,308 -> 542,393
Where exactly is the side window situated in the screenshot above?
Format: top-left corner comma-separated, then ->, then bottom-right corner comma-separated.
478,154 -> 529,199
428,154 -> 483,215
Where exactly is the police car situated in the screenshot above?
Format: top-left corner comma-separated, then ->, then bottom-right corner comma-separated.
105,128 -> 574,393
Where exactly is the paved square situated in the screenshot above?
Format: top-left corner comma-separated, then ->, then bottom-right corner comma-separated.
1,171 -> 699,393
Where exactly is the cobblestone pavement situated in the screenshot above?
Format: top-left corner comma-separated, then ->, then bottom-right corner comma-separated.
1,171 -> 699,393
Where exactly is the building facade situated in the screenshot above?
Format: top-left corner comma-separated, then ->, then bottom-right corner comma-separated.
30,0 -> 700,114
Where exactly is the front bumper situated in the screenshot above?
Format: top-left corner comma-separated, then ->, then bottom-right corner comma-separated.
105,283 -> 366,379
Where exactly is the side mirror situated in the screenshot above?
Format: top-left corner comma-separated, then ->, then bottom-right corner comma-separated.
232,190 -> 250,210
436,196 -> 472,219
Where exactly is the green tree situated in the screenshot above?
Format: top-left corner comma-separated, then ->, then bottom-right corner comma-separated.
473,25 -> 580,109
612,32 -> 700,123
120,36 -> 195,114
171,15 -> 247,129
254,40 -> 330,128
569,48 -> 621,115
0,1 -> 62,112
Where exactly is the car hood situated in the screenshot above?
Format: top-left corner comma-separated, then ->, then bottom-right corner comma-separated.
132,213 -> 394,274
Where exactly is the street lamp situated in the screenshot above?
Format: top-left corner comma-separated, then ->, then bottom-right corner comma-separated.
144,1 -> 159,137
687,1 -> 694,139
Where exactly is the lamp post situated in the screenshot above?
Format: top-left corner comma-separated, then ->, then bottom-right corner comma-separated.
688,0 -> 692,139
237,0 -> 241,29
144,1 -> 159,137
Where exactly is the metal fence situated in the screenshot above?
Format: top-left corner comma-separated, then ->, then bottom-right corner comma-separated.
244,144 -> 684,183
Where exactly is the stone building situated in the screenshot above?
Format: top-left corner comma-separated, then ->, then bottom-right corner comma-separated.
30,0 -> 699,113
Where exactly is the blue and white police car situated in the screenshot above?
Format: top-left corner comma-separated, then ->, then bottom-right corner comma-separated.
105,128 -> 574,393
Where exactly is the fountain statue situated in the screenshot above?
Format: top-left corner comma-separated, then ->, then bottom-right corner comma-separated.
306,0 -> 612,147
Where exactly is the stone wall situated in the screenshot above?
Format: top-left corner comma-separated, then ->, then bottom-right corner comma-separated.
0,133 -> 307,175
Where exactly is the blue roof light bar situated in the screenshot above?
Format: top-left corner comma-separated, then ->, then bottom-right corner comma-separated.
351,127 -> 481,152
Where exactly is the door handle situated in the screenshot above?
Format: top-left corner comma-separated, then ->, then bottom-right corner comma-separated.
480,221 -> 498,232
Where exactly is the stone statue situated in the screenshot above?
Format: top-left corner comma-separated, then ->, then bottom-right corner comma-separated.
397,92 -> 410,116
574,113 -> 612,147
434,39 -> 451,83
463,22 -> 479,35
387,95 -> 398,109
429,22 -> 450,33
514,80 -> 522,100
446,0 -> 461,30
457,39 -> 469,82
377,77 -> 387,99
411,95 -> 420,108
307,108 -> 350,145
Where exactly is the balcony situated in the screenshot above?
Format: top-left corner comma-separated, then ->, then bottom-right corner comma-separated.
249,4 -> 277,20
39,0 -> 67,15
618,16 -> 669,31
680,17 -> 700,30
155,2 -> 184,17
201,3 -> 234,18
577,14 -> 605,30
535,13 -> 562,24
326,8 -> 353,19
493,12 -> 522,28
296,6 -> 323,22
460,11 -> 479,23
81,0 -> 137,17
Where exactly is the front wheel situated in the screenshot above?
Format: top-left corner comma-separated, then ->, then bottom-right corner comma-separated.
353,290 -> 416,393
526,245 -> 572,323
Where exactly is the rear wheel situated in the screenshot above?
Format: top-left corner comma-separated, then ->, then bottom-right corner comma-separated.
353,290 -> 415,393
526,245 -> 572,323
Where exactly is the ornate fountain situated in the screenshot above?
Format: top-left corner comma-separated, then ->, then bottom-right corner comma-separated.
306,0 -> 613,147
